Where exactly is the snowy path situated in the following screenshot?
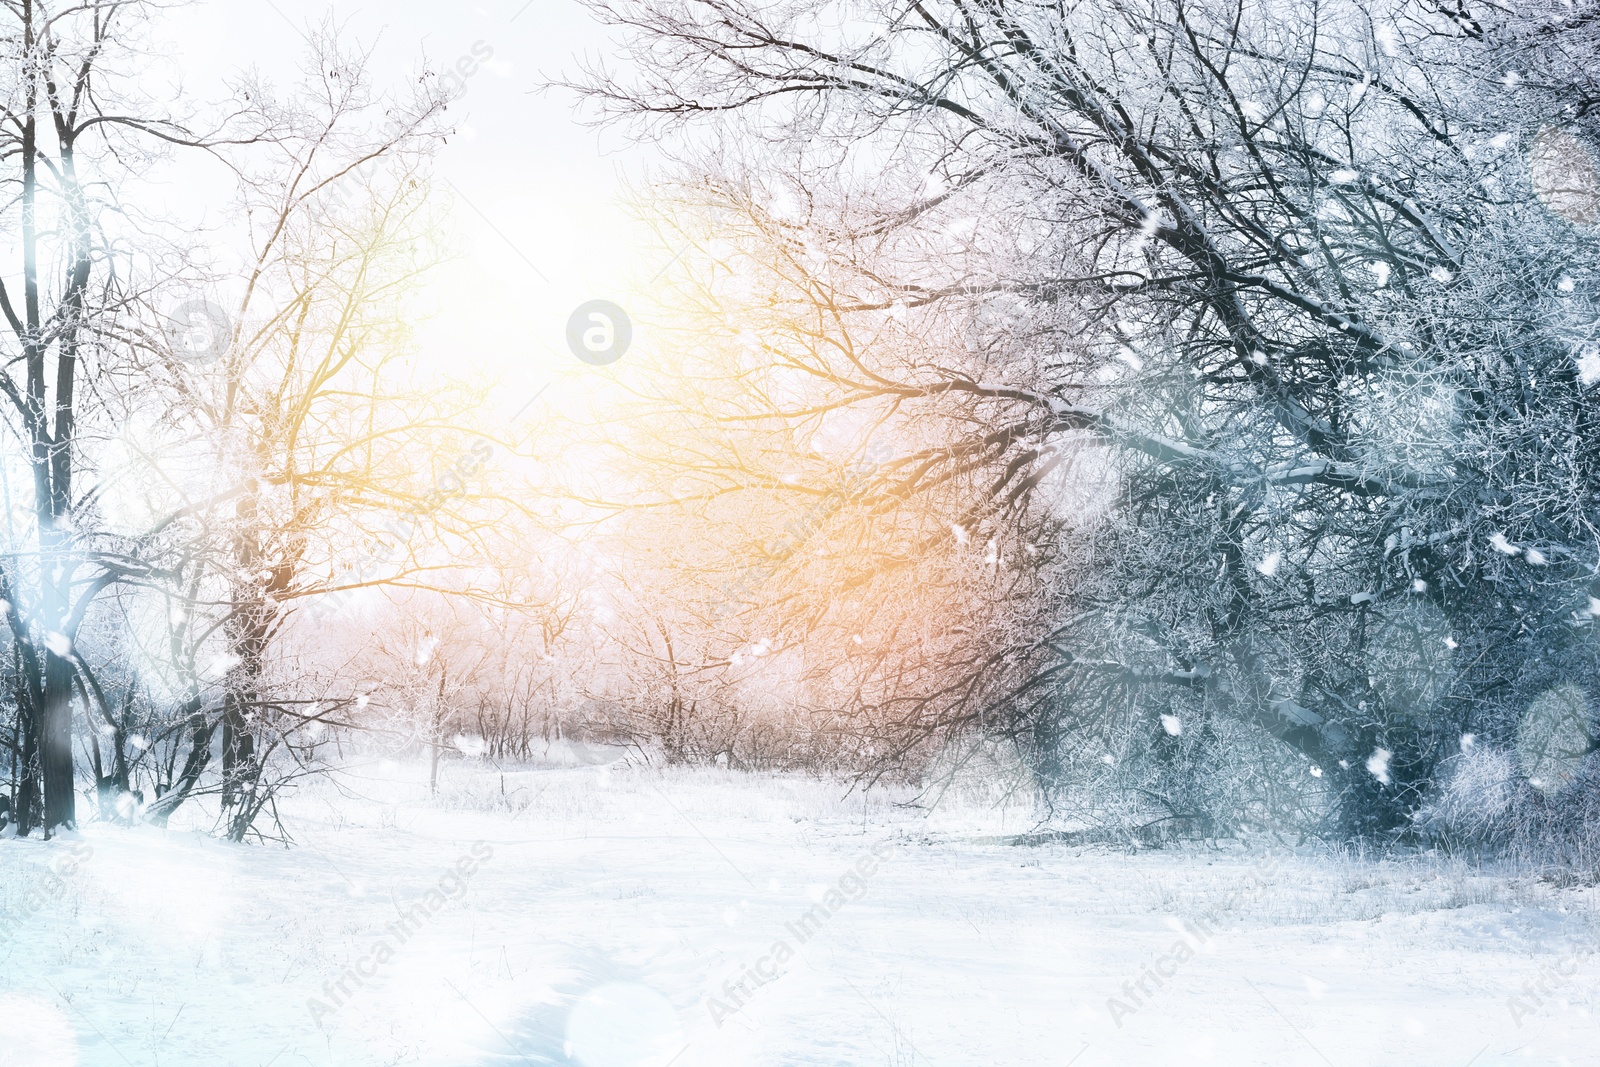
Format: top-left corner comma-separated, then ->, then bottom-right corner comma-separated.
2,761 -> 1598,1066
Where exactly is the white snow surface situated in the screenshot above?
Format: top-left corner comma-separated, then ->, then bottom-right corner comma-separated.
2,761 -> 1599,1066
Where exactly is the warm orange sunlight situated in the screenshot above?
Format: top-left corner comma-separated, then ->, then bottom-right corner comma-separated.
3,1 -> 1600,1065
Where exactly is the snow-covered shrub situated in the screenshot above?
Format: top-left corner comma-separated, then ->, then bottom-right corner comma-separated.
1413,743 -> 1520,848
1025,687 -> 1334,845
919,733 -> 1040,815
1417,736 -> 1600,877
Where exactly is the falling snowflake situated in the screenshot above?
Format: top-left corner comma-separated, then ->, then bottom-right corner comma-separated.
1366,747 -> 1393,785
1489,532 -> 1520,556
1256,551 -> 1282,577
1160,714 -> 1183,736
1575,347 -> 1600,387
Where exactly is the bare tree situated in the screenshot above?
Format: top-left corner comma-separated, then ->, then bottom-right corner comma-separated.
122,32 -> 484,838
571,0 -> 1600,835
0,0 -> 259,833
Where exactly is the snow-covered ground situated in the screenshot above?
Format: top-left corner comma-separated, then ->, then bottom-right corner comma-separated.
3,756 -> 1599,1066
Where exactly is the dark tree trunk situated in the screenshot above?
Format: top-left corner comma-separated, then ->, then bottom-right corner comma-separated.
14,681 -> 41,836
39,649 -> 75,831
143,695 -> 211,827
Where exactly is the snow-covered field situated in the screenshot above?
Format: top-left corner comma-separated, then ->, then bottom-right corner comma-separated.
3,756 -> 1599,1067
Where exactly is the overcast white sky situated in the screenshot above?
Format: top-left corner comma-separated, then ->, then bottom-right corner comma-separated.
155,0 -> 666,419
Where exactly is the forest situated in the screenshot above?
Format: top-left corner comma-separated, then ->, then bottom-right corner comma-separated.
1,1 -> 1598,1061
2,0 -> 1591,849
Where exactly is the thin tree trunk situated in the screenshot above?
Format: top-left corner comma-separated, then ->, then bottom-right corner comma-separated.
143,695 -> 211,827
38,652 -> 75,831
